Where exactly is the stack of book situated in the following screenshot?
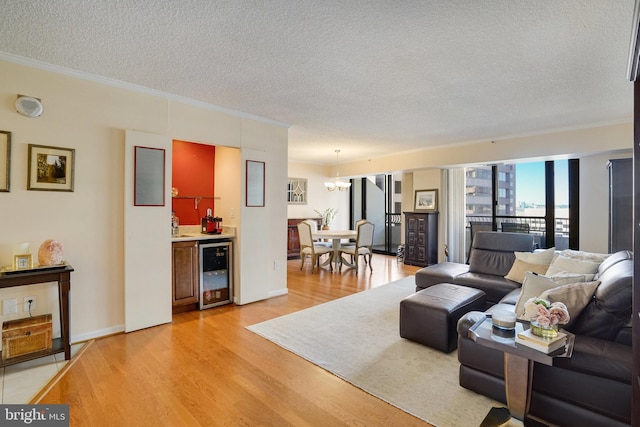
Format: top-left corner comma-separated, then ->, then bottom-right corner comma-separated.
515,328 -> 567,354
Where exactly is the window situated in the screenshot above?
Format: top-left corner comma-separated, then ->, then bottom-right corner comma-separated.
465,160 -> 578,250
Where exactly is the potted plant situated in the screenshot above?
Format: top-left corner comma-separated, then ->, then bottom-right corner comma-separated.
314,208 -> 338,229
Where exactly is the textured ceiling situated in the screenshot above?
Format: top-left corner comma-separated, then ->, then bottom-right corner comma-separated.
0,1 -> 635,164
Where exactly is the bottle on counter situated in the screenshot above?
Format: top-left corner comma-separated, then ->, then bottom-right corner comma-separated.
171,211 -> 179,236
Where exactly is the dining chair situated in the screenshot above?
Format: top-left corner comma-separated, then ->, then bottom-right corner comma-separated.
339,219 -> 367,250
297,221 -> 333,273
303,219 -> 331,247
338,221 -> 374,274
467,221 -> 493,263
501,222 -> 530,234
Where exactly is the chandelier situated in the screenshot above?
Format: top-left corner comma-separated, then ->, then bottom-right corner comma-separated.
325,149 -> 351,192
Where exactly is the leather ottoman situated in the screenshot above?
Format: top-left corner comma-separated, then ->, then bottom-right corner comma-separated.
400,283 -> 486,352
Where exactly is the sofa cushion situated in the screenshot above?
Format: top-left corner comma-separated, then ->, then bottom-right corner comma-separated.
514,272 -> 587,318
539,281 -> 600,328
453,272 -> 520,304
498,289 -> 521,305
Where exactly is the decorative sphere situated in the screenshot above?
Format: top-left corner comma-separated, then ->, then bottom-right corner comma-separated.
38,239 -> 64,266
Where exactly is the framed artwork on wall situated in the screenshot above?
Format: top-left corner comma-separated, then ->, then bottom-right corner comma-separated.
0,130 -> 10,192
414,189 -> 438,211
246,160 -> 265,207
27,144 -> 75,192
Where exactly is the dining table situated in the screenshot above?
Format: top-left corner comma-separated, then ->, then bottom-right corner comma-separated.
312,229 -> 357,270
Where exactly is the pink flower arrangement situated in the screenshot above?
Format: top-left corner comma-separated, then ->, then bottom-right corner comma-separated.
523,297 -> 570,327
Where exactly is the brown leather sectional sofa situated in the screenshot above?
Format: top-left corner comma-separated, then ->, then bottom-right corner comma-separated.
415,232 -> 632,426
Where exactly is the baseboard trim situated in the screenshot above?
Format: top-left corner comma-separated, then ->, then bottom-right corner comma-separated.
268,288 -> 288,298
71,324 -> 124,343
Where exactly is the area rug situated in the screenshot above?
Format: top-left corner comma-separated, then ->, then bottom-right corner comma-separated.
247,276 -> 499,427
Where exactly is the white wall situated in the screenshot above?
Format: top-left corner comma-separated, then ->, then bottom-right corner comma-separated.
287,162 -> 350,230
0,58 -> 288,343
579,150 -> 632,253
340,123 -> 632,176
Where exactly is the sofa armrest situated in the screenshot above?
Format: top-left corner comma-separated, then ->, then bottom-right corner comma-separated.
615,323 -> 632,346
553,335 -> 631,384
456,310 -> 488,337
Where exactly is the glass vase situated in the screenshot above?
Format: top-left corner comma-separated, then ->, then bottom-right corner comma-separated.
530,321 -> 559,338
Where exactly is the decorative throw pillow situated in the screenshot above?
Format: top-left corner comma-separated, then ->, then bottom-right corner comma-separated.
514,272 -> 586,318
504,260 -> 550,284
539,281 -> 600,327
504,247 -> 555,283
558,249 -> 609,263
546,254 -> 601,279
516,247 -> 556,264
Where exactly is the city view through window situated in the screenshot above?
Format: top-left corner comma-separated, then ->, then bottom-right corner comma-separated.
466,160 -> 570,249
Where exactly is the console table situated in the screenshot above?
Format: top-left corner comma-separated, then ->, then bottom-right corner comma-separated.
0,265 -> 73,367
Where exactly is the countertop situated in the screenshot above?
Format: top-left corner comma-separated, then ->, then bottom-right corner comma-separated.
171,225 -> 236,242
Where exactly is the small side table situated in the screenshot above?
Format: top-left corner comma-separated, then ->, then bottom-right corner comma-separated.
0,265 -> 73,366
468,315 -> 575,424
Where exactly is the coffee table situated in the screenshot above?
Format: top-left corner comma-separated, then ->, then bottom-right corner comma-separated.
468,315 -> 575,425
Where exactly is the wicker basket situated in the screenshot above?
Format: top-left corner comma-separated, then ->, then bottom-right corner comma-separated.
2,314 -> 52,360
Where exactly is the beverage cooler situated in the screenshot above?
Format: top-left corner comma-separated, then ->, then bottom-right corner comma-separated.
199,240 -> 233,309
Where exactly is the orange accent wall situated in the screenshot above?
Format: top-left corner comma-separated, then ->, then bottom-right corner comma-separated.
172,140 -> 215,225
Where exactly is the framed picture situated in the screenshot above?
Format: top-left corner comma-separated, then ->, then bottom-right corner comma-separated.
27,144 -> 75,191
13,253 -> 33,270
134,146 -> 165,206
414,189 -> 438,211
0,130 -> 10,192
246,160 -> 265,207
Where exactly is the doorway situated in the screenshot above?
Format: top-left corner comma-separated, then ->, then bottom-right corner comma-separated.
350,173 -> 402,255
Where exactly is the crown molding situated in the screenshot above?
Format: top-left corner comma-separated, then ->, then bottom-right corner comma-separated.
0,52 -> 290,128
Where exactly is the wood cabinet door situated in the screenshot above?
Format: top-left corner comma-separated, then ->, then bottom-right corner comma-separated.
172,241 -> 199,305
403,212 -> 438,267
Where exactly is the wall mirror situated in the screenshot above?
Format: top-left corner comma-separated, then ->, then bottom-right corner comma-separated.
246,160 -> 265,207
134,146 -> 165,206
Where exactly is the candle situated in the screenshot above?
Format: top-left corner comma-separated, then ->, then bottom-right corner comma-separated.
14,242 -> 30,254
492,309 -> 516,330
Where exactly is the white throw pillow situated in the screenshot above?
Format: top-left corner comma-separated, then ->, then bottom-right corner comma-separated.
504,247 -> 555,284
514,272 -> 586,318
516,247 -> 556,264
558,249 -> 609,263
546,254 -> 601,279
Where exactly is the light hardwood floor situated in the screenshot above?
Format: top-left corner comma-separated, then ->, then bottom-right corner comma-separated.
41,255 -> 432,426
